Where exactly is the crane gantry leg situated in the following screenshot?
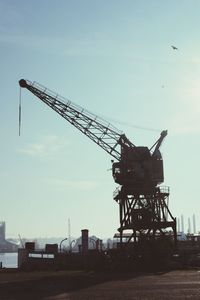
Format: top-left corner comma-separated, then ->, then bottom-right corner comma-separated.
114,186 -> 177,253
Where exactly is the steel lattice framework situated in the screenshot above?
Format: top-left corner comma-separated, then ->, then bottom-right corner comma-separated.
19,78 -> 177,250
114,186 -> 176,246
19,79 -> 136,161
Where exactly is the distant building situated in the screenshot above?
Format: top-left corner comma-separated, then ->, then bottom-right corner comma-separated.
0,222 -> 18,252
70,235 -> 103,253
0,222 -> 6,242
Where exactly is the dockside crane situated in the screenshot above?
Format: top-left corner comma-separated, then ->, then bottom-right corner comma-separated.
19,79 -> 177,249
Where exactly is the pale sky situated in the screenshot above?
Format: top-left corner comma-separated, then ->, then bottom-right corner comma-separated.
0,0 -> 200,239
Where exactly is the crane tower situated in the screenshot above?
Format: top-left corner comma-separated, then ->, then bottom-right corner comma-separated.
19,79 -> 177,250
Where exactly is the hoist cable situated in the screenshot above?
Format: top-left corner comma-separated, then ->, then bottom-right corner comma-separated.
19,87 -> 21,136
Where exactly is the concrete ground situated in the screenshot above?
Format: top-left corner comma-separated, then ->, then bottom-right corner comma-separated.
0,269 -> 200,299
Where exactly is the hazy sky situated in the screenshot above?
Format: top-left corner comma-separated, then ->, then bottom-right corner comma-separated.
1,0 -> 200,239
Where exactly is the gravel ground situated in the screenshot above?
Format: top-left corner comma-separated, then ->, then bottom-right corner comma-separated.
0,269 -> 200,300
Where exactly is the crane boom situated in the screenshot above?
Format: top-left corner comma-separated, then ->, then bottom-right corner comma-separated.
18,79 -> 177,250
19,79 -> 135,161
19,78 -> 167,189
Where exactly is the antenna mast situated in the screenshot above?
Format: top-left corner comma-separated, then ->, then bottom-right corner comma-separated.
68,218 -> 71,248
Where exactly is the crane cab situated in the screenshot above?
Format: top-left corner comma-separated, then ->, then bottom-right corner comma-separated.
112,146 -> 164,189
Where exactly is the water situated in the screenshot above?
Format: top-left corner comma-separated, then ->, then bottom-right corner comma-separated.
0,253 -> 18,268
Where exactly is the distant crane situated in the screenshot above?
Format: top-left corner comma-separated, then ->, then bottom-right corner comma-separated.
19,79 -> 177,249
18,234 -> 24,248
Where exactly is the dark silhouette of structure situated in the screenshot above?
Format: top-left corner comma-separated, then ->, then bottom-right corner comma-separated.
0,221 -> 18,252
19,79 -> 177,254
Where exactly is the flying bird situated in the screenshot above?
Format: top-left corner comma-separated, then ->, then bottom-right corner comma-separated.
171,45 -> 178,50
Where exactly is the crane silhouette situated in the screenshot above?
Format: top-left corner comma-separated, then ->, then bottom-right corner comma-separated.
19,79 -> 177,251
